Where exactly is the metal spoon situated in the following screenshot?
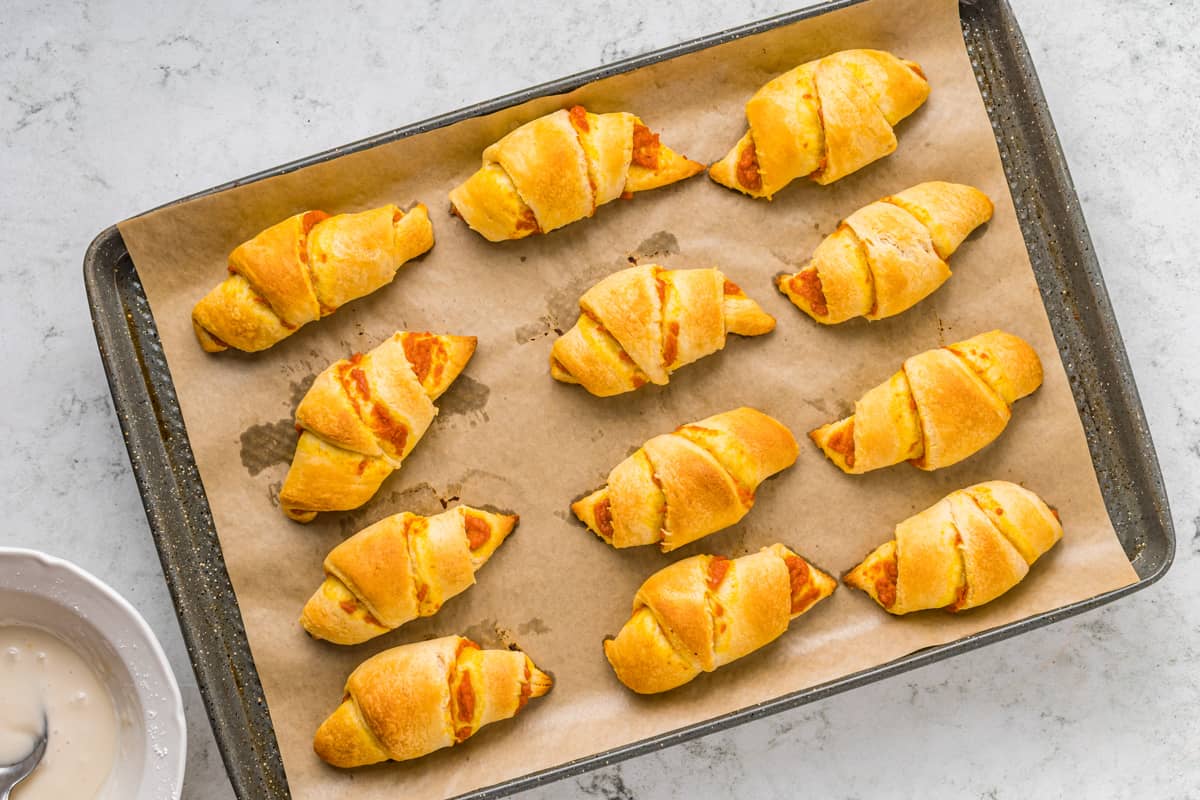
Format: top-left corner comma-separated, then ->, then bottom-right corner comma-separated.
0,715 -> 47,800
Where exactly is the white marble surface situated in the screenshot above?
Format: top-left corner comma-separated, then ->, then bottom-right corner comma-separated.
2,1 -> 1196,797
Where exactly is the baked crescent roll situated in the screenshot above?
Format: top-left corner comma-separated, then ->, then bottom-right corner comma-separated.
449,105 -> 704,241
301,506 -> 517,644
572,407 -> 798,552
844,481 -> 1063,614
191,204 -> 434,352
314,635 -> 552,767
710,49 -> 930,198
279,331 -> 476,522
778,182 -> 994,323
550,265 -> 775,397
811,330 -> 1043,473
605,544 -> 835,694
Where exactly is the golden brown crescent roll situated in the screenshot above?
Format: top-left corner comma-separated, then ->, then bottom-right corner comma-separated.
572,407 -> 798,552
605,545 -> 836,694
191,203 -> 434,352
811,330 -> 1043,473
845,481 -> 1063,614
301,506 -> 517,645
279,331 -> 476,522
449,105 -> 704,241
314,635 -> 552,767
550,265 -> 775,397
778,182 -> 994,323
710,49 -> 930,198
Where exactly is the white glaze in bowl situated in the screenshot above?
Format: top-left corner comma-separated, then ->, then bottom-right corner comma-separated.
0,548 -> 186,799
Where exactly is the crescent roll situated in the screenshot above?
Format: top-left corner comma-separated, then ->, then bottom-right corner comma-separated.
279,331 -> 476,522
710,49 -> 930,198
301,506 -> 518,645
572,407 -> 799,552
605,544 -> 836,694
449,105 -> 704,241
845,481 -> 1063,614
550,265 -> 776,397
811,330 -> 1043,473
778,182 -> 994,323
192,203 -> 434,352
314,635 -> 552,767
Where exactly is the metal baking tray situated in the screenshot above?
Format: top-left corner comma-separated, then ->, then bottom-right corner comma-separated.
84,0 -> 1175,797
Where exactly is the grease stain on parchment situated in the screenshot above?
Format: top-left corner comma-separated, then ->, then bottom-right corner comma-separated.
461,618 -> 517,650
513,230 -> 679,344
514,251 -> 644,345
540,272 -> 603,344
390,482 -> 453,516
446,470 -> 521,519
333,483 -> 444,536
238,375 -> 315,477
286,374 -> 316,408
240,418 -> 297,477
631,230 -> 678,261
437,374 -> 490,421
799,395 -> 837,418
514,318 -> 563,344
716,527 -> 749,557
517,617 -> 550,635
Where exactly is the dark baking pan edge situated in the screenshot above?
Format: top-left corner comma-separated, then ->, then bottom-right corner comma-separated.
84,0 -> 1175,797
85,231 -> 289,798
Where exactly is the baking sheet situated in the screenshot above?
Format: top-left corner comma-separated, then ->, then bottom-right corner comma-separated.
115,0 -> 1138,797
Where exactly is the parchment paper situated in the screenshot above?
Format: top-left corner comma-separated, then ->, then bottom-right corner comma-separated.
116,0 -> 1138,797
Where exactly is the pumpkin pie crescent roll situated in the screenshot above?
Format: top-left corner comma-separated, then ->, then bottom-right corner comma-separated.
810,330 -> 1043,473
844,481 -> 1063,614
301,506 -> 518,644
605,545 -> 835,694
778,182 -> 994,323
278,331 -> 476,522
710,49 -> 930,198
449,105 -> 704,241
192,203 -> 433,352
550,264 -> 775,397
573,407 -> 799,552
314,636 -> 552,767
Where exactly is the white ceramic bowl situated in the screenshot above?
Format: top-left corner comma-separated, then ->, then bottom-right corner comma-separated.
0,548 -> 186,799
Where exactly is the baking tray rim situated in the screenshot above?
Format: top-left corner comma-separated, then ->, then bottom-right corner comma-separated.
82,0 -> 1176,797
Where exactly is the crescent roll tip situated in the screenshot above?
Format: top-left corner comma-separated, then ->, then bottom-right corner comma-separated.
527,663 -> 554,699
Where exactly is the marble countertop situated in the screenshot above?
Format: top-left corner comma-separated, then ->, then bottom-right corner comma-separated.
3,0 -> 1196,797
